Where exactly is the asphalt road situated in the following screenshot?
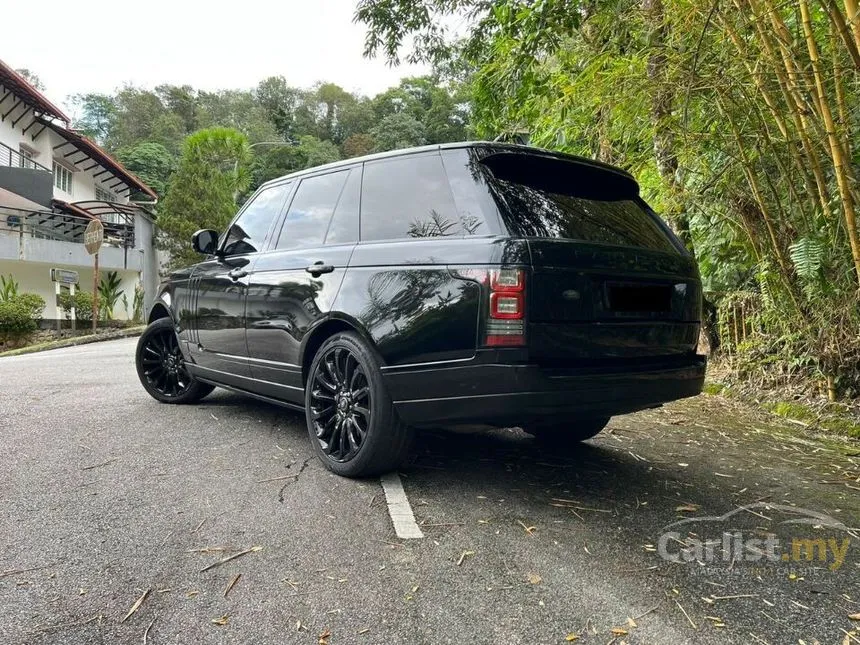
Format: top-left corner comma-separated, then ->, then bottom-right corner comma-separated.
1,338 -> 859,644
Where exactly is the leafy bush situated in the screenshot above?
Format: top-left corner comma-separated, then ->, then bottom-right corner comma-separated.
58,291 -> 96,322
98,271 -> 123,320
0,293 -> 45,342
0,275 -> 19,302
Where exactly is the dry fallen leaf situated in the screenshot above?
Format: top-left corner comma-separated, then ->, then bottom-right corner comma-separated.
675,503 -> 700,512
517,520 -> 537,535
849,613 -> 860,620
527,573 -> 542,585
319,628 -> 332,644
224,574 -> 241,598
610,627 -> 629,636
457,550 -> 475,566
565,633 -> 580,641
212,614 -> 229,626
121,588 -> 151,623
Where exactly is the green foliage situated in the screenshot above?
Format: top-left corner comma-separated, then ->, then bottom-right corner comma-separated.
58,290 -> 97,322
371,112 -> 427,151
158,127 -> 252,269
133,283 -> 145,323
0,275 -> 19,302
70,93 -> 116,144
98,271 -> 123,320
115,142 -> 176,197
0,293 -> 45,342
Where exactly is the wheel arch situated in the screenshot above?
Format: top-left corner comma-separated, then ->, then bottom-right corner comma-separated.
300,316 -> 381,386
147,302 -> 173,324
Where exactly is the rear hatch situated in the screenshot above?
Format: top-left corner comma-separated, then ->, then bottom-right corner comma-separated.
480,150 -> 701,365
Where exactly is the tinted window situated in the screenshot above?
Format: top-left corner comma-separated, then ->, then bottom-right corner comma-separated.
361,154 -> 473,241
276,170 -> 349,250
222,183 -> 291,255
324,167 -> 360,245
480,152 -> 677,252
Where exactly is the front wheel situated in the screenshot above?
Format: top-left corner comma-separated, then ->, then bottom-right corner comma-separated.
526,417 -> 610,446
305,332 -> 413,477
135,318 -> 214,404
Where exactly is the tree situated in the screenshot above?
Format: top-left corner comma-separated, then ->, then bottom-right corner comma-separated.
157,128 -> 251,269
255,76 -> 301,140
15,68 -> 45,91
342,133 -> 375,158
371,112 -> 426,151
115,142 -> 176,198
69,93 -> 116,145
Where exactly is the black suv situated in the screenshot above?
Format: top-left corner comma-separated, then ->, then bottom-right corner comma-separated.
136,142 -> 705,477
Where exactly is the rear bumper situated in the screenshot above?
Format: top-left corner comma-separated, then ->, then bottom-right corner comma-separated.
384,355 -> 706,427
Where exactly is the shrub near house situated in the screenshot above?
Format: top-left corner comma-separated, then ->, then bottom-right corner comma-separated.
0,293 -> 45,345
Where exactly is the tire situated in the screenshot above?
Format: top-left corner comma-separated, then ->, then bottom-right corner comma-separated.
305,331 -> 413,477
526,417 -> 610,446
135,318 -> 214,404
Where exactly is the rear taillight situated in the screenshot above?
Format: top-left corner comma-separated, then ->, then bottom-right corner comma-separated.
486,268 -> 525,346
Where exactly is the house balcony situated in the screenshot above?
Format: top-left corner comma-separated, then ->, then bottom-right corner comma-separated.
0,205 -> 141,272
0,141 -> 53,207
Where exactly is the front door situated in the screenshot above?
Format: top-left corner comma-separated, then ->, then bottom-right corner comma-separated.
188,181 -> 294,377
245,167 -> 360,403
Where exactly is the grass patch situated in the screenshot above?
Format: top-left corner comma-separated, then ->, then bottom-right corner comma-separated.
820,417 -> 860,438
702,381 -> 725,395
764,400 -> 817,423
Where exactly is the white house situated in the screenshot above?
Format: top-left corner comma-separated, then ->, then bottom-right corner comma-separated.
0,58 -> 159,322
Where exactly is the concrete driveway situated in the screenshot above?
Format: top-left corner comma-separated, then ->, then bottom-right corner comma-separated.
1,339 -> 858,644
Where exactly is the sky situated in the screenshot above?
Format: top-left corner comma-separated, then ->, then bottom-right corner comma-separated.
3,0 -> 428,118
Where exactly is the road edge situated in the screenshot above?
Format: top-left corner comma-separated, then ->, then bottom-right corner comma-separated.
0,326 -> 145,358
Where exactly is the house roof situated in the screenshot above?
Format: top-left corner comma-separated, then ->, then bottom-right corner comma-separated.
38,118 -> 158,201
0,59 -> 70,123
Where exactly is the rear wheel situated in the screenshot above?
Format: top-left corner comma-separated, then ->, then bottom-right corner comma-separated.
526,417 -> 610,446
135,318 -> 214,404
305,331 -> 413,477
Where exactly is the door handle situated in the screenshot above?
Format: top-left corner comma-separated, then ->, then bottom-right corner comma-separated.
305,261 -> 334,276
228,268 -> 249,281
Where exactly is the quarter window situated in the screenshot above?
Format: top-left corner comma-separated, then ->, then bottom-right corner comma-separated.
222,182 -> 291,255
53,161 -> 73,194
275,170 -> 350,250
360,154 -> 464,241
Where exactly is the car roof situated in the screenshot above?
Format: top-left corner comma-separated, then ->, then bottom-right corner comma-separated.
259,141 -> 636,189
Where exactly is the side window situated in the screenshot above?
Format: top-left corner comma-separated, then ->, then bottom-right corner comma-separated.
361,154 -> 465,241
222,183 -> 291,256
324,167 -> 360,245
276,170 -> 350,250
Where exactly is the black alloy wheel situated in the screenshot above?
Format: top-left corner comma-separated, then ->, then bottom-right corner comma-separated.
305,331 -> 413,477
135,318 -> 214,404
309,346 -> 371,462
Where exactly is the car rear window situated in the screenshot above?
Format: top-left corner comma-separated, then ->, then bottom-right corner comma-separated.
480,152 -> 678,252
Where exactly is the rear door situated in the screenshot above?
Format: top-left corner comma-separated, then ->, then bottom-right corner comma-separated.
478,150 -> 701,364
245,167 -> 359,401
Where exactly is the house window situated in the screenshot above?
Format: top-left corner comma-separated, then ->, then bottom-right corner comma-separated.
53,161 -> 73,194
95,186 -> 116,202
19,148 -> 33,169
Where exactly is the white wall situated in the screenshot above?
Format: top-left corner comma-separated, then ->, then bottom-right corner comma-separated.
0,83 -> 131,206
0,258 -> 141,321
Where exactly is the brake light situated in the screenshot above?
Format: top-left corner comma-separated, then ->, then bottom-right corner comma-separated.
486,268 -> 525,346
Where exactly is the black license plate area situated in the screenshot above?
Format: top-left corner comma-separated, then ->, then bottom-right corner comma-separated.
606,283 -> 672,313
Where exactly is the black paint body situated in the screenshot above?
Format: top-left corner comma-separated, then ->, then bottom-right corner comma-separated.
149,142 -> 706,427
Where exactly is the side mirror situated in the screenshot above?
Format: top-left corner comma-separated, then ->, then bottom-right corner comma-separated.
192,229 -> 219,255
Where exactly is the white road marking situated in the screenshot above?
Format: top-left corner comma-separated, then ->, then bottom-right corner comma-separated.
380,473 -> 424,539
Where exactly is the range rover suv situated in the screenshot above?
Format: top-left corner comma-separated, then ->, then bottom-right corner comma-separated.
136,142 -> 705,477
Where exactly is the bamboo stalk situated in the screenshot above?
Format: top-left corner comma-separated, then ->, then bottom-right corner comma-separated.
799,0 -> 860,285
820,0 -> 860,70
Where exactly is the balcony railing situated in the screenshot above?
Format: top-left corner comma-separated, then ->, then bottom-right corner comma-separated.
0,141 -> 51,173
0,205 -> 135,249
